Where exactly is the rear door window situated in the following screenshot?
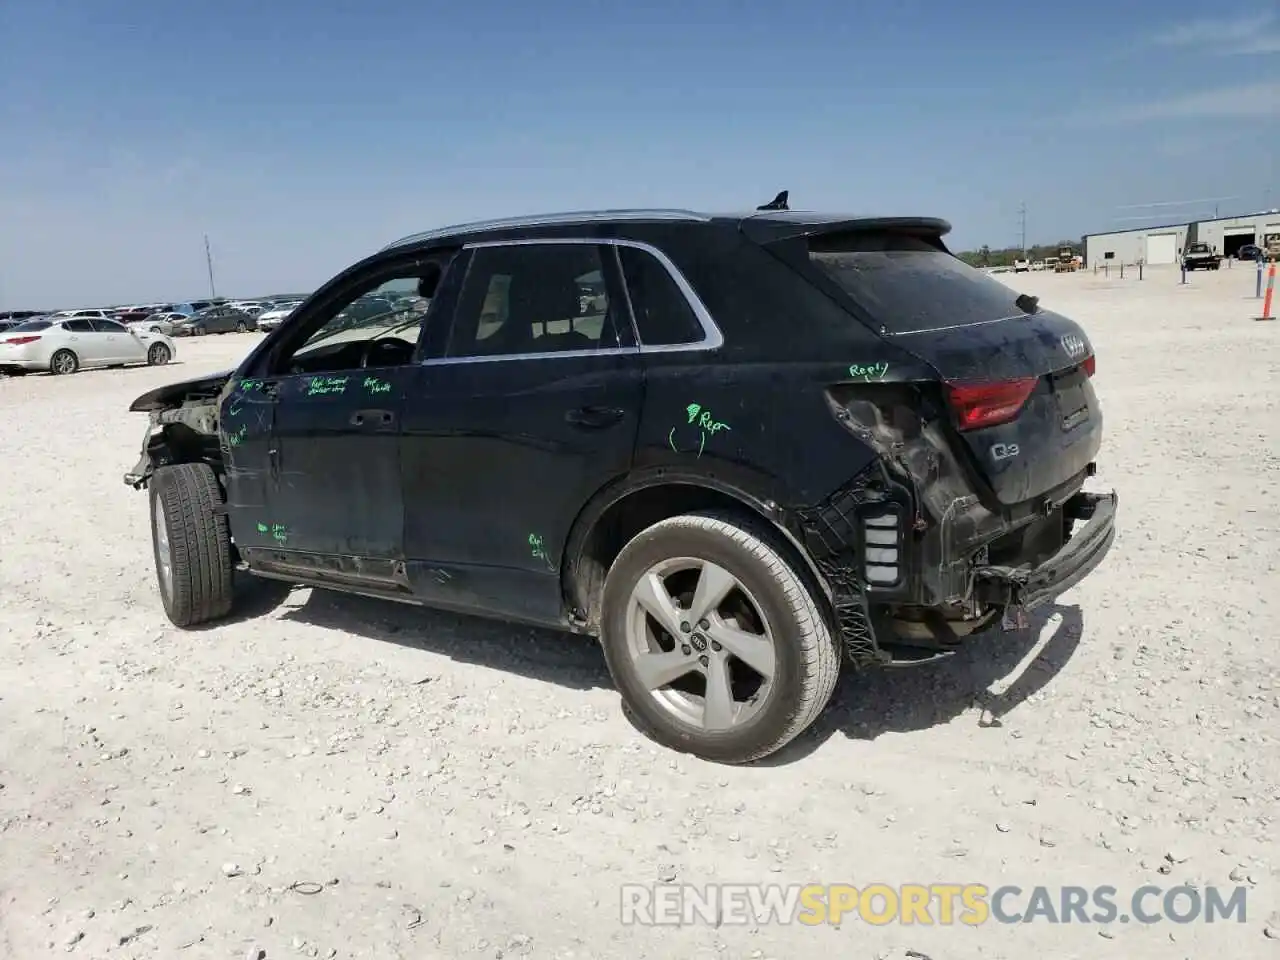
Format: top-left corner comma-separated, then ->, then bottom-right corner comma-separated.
806,232 -> 1026,334
63,318 -> 95,332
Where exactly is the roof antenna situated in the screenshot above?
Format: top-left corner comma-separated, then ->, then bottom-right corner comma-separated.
757,190 -> 789,212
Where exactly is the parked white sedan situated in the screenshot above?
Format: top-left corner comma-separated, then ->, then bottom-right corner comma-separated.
0,315 -> 176,375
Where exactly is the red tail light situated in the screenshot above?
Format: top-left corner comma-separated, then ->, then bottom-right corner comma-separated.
4,335 -> 42,346
1082,354 -> 1096,377
945,378 -> 1038,431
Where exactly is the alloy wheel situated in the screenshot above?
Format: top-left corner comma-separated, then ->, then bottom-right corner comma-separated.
623,557 -> 778,732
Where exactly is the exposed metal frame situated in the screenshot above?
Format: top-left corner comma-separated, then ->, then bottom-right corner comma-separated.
418,236 -> 724,367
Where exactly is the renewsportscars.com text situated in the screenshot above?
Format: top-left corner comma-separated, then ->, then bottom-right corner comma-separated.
620,883 -> 1249,927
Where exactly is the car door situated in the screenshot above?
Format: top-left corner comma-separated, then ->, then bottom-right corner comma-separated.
232,259 -> 446,589
90,318 -> 145,362
60,317 -> 103,364
399,239 -> 645,624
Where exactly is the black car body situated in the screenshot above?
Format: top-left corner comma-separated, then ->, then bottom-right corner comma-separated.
1236,244 -> 1264,261
122,205 -> 1117,763
1182,242 -> 1221,270
172,305 -> 256,335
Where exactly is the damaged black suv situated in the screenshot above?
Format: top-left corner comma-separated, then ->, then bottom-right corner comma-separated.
123,200 -> 1117,764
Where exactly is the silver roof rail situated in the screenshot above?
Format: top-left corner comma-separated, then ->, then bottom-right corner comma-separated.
382,208 -> 711,249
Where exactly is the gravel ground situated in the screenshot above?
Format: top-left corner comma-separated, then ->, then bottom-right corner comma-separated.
2,265 -> 1277,959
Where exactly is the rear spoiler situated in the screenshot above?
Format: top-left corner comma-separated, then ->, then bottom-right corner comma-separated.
737,214 -> 952,246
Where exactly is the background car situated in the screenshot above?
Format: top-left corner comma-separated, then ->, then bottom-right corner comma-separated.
231,301 -> 267,317
0,310 -> 49,325
0,315 -> 46,335
170,305 -> 256,336
0,315 -> 175,375
54,308 -> 116,321
1236,244 -> 1264,261
254,300 -> 303,332
130,312 -> 186,336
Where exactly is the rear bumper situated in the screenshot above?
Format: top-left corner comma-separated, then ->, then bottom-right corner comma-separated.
972,490 -> 1117,611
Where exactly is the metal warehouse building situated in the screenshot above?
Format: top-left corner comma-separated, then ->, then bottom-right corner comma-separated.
1083,211 -> 1280,266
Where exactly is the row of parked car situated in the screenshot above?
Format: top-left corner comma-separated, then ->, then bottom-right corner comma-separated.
0,297 -> 306,376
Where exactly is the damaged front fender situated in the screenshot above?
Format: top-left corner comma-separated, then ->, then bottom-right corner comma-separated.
128,368 -> 235,413
123,374 -> 230,488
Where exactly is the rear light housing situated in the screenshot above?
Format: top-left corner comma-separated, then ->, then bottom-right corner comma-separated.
4,335 -> 42,346
1082,354 -> 1096,377
944,378 -> 1038,431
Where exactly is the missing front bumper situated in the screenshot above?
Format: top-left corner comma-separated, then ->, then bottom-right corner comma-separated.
972,490 -> 1118,611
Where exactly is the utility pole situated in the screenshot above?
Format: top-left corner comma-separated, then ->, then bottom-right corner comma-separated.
204,234 -> 217,299
1018,202 -> 1027,254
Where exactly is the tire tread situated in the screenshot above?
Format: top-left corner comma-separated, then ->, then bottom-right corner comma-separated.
152,463 -> 233,626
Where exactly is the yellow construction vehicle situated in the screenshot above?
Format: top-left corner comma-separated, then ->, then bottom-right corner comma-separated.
1054,246 -> 1079,273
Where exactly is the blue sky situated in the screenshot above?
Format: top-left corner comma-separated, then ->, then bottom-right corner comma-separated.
1,0 -> 1277,308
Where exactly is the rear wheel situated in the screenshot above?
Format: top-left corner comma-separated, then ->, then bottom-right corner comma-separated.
235,320 -> 246,332
600,511 -> 840,764
49,349 -> 78,375
148,463 -> 234,627
147,343 -> 171,365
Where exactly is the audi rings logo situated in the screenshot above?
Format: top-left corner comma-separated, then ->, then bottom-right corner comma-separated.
1061,334 -> 1086,359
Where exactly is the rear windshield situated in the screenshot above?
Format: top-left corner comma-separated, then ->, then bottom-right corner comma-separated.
10,319 -> 53,332
807,233 -> 1025,334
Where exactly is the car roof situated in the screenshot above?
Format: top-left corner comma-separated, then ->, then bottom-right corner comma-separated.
381,208 -> 952,251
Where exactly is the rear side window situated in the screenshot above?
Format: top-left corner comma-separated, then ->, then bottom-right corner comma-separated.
64,318 -> 95,332
807,232 -> 1024,334
617,246 -> 703,346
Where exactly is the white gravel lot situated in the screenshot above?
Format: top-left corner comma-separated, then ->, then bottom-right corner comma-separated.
1,264 -> 1277,959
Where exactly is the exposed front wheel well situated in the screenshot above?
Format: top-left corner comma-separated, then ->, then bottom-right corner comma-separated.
140,423 -> 225,491
567,482 -> 834,635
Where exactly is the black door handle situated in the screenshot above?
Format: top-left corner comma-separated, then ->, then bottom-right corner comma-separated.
351,409 -> 395,427
565,405 -> 625,429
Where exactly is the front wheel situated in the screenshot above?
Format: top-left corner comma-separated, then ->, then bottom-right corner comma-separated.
147,342 -> 171,365
235,320 -> 246,332
599,511 -> 840,764
148,463 -> 234,627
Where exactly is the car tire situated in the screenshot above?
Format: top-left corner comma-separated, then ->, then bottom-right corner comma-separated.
236,320 -> 246,333
49,349 -> 79,375
147,343 -> 171,366
599,510 -> 840,764
148,463 -> 234,628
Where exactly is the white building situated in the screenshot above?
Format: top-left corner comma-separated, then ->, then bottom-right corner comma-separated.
1083,211 -> 1280,266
